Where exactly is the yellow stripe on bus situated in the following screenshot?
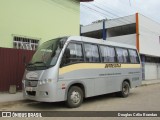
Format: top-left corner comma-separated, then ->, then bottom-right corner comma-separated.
59,63 -> 141,75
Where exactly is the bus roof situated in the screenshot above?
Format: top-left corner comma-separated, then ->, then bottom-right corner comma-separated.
68,36 -> 136,49
67,36 -> 137,50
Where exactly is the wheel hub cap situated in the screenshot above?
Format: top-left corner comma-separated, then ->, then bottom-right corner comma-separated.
70,91 -> 81,104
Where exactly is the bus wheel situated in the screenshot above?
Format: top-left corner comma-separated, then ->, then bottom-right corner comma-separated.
117,81 -> 130,98
66,86 -> 83,108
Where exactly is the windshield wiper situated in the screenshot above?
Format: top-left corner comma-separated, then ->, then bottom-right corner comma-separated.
32,61 -> 49,68
27,63 -> 34,66
26,63 -> 37,70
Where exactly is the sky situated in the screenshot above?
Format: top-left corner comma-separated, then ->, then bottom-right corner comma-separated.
80,0 -> 160,25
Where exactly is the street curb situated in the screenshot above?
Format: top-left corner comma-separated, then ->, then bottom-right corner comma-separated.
141,82 -> 160,86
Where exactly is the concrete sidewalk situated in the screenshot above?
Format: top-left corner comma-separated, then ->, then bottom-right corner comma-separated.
0,79 -> 160,104
0,92 -> 24,103
142,79 -> 160,86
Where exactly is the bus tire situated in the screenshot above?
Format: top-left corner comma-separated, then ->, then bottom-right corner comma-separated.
117,81 -> 130,98
66,86 -> 83,108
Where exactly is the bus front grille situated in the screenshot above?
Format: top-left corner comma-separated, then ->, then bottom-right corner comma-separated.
25,80 -> 38,87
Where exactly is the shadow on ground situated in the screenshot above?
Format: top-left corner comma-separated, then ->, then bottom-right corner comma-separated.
25,92 -> 137,110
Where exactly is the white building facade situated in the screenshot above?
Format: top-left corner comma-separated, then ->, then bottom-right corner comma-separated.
81,13 -> 160,80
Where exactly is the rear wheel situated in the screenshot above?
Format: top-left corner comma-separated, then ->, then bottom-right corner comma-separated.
117,81 -> 130,98
66,86 -> 83,108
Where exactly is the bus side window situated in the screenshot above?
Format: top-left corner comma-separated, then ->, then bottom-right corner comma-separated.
61,42 -> 84,67
100,45 -> 116,63
128,49 -> 139,63
84,43 -> 100,63
116,48 -> 129,63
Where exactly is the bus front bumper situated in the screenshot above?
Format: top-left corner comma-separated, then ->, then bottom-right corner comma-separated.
23,84 -> 62,102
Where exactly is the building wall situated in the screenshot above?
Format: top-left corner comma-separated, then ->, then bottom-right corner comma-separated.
107,34 -> 136,46
81,22 -> 102,33
105,15 -> 135,29
106,14 -> 160,58
0,0 -> 80,48
139,14 -> 160,57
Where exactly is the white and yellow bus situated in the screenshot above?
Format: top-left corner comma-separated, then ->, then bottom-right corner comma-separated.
22,36 -> 142,108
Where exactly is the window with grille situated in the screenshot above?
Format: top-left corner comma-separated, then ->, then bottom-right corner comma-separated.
13,36 -> 40,50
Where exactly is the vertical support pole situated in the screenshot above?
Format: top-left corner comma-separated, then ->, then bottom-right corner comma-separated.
141,55 -> 145,80
136,13 -> 140,52
102,20 -> 107,40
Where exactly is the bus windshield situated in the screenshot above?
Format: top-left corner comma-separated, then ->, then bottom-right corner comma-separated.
27,37 -> 67,70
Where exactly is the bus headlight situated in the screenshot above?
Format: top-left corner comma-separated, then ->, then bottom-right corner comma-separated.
39,79 -> 52,85
22,80 -> 25,84
39,80 -> 45,85
42,80 -> 46,84
39,81 -> 42,85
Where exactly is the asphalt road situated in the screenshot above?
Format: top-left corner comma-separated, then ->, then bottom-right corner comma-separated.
0,84 -> 160,120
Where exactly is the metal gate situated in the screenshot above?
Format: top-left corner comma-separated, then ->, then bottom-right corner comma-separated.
0,48 -> 35,92
145,63 -> 157,80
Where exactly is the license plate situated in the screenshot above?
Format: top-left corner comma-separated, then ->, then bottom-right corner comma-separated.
25,87 -> 33,91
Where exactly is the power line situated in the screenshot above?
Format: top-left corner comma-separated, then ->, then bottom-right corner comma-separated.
88,3 -> 134,25
82,2 -> 136,27
81,4 -> 107,18
91,1 -> 137,24
81,2 -> 160,36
